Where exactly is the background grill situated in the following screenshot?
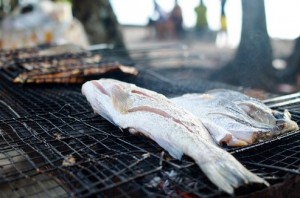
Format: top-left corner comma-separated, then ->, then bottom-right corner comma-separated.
0,45 -> 299,197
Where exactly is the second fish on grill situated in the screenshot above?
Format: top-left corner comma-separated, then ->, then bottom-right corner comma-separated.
171,89 -> 299,146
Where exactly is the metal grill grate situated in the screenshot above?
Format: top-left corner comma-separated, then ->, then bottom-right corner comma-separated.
0,73 -> 299,197
0,46 -> 299,197
0,44 -> 137,84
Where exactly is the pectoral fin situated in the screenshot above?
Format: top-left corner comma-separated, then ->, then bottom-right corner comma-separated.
201,119 -> 233,146
111,85 -> 131,114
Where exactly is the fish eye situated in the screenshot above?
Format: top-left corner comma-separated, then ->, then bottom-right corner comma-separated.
272,111 -> 284,119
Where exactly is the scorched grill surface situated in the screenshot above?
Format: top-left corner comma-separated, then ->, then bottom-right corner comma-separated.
0,46 -> 299,198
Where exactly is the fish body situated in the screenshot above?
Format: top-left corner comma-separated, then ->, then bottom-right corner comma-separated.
82,79 -> 268,194
171,90 -> 299,146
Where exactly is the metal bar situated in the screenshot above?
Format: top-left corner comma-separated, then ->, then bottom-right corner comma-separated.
263,92 -> 300,104
266,98 -> 300,108
229,130 -> 300,154
81,166 -> 162,197
0,100 -> 21,118
243,162 -> 300,175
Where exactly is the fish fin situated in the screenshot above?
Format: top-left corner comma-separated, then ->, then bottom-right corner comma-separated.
201,119 -> 233,146
154,137 -> 183,160
227,136 -> 249,147
111,85 -> 131,114
228,130 -> 258,144
283,109 -> 292,119
197,148 -> 269,194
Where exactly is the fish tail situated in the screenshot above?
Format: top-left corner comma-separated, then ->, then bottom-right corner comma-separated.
195,149 -> 269,194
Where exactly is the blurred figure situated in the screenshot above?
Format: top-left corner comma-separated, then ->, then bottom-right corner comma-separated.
220,0 -> 227,33
148,0 -> 172,39
149,0 -> 168,25
148,0 -> 183,39
216,0 -> 228,47
170,0 -> 183,38
194,0 -> 208,37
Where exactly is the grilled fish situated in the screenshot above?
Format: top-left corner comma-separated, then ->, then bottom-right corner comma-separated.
206,89 -> 290,125
171,90 -> 299,146
82,79 -> 268,194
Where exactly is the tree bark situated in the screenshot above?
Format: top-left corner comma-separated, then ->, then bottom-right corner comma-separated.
72,0 -> 126,49
210,0 -> 275,91
288,37 -> 300,73
234,0 -> 273,87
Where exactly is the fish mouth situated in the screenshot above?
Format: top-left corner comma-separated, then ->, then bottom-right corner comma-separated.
276,117 -> 299,132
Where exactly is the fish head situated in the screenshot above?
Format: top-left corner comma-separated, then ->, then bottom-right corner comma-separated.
275,109 -> 299,133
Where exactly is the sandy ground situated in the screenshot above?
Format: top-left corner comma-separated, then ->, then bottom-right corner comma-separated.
121,25 -> 295,69
121,26 -> 235,69
120,25 -> 298,94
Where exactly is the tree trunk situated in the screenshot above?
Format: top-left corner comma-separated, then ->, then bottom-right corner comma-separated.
234,0 -> 273,87
288,37 -> 300,73
72,0 -> 126,49
210,0 -> 275,91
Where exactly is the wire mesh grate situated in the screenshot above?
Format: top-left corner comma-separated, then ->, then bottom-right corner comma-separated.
0,46 -> 299,197
0,75 -> 299,197
0,109 -> 226,197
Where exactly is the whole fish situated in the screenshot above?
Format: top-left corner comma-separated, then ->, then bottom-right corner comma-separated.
171,91 -> 299,146
82,79 -> 268,194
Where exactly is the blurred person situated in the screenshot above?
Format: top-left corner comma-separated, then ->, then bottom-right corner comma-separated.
148,0 -> 183,39
148,0 -> 172,39
216,0 -> 229,47
194,0 -> 208,37
169,0 -> 183,38
149,0 -> 168,25
220,0 -> 227,33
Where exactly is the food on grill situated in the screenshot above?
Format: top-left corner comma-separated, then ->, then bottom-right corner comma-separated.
171,90 -> 299,146
13,63 -> 138,83
206,89 -> 283,125
0,45 -> 87,68
82,78 -> 269,194
0,44 -> 138,84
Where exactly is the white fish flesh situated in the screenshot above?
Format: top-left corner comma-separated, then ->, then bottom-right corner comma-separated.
171,90 -> 299,146
82,79 -> 269,194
